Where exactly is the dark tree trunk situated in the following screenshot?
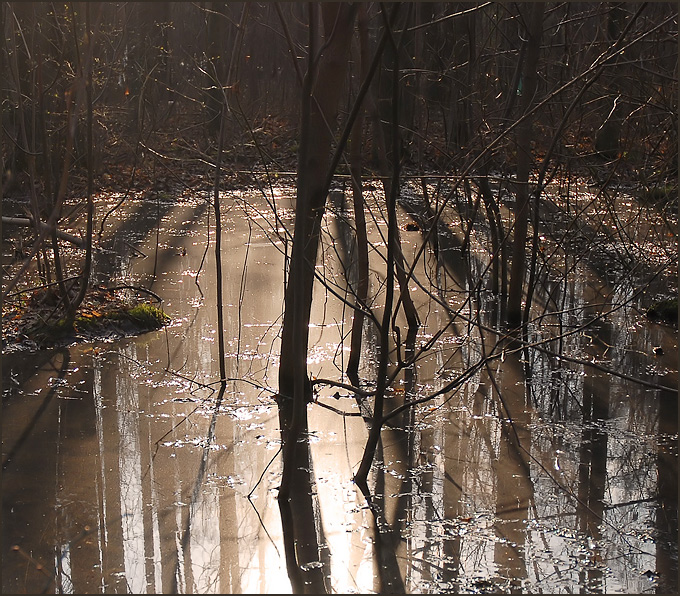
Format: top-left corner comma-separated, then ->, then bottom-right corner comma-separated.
346,3 -> 371,386
278,2 -> 357,500
69,4 -> 97,319
205,2 -> 226,132
368,12 -> 420,354
506,3 -> 544,331
354,6 -> 402,489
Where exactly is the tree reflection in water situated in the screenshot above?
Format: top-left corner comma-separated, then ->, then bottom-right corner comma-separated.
277,426 -> 329,594
171,384 -> 226,594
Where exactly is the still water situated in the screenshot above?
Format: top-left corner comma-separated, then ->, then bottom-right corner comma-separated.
2,184 -> 677,593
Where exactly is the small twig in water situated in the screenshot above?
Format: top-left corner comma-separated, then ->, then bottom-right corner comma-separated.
247,445 -> 283,500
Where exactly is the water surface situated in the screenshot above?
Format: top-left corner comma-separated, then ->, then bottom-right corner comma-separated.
2,185 -> 677,593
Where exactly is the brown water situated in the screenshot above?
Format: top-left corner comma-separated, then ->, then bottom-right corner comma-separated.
2,184 -> 677,593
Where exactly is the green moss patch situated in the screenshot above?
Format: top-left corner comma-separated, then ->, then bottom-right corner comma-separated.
66,302 -> 170,338
3,289 -> 170,352
114,303 -> 170,329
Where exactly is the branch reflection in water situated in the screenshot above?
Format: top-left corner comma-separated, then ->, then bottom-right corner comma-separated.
171,383 -> 226,594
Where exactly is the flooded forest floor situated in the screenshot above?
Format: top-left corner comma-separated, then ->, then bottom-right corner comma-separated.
2,116 -> 678,594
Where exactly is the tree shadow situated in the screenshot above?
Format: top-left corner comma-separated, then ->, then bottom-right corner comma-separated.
2,348 -> 71,471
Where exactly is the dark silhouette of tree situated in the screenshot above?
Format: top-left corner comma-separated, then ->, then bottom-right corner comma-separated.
506,3 -> 545,331
276,2 -> 358,500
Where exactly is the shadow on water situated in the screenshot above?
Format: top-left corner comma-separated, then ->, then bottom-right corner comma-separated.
94,193 -> 210,286
2,349 -> 70,472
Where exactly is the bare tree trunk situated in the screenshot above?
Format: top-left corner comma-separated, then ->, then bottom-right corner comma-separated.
7,5 -> 49,281
48,55 -> 85,318
476,159 -> 505,299
346,3 -> 370,386
69,4 -> 97,318
368,31 -> 420,354
278,2 -> 357,501
506,3 -> 544,331
354,9 -> 402,489
213,105 -> 227,383
210,2 -> 250,383
205,2 -> 225,132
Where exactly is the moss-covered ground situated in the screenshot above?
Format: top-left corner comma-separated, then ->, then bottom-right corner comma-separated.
2,287 -> 170,351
